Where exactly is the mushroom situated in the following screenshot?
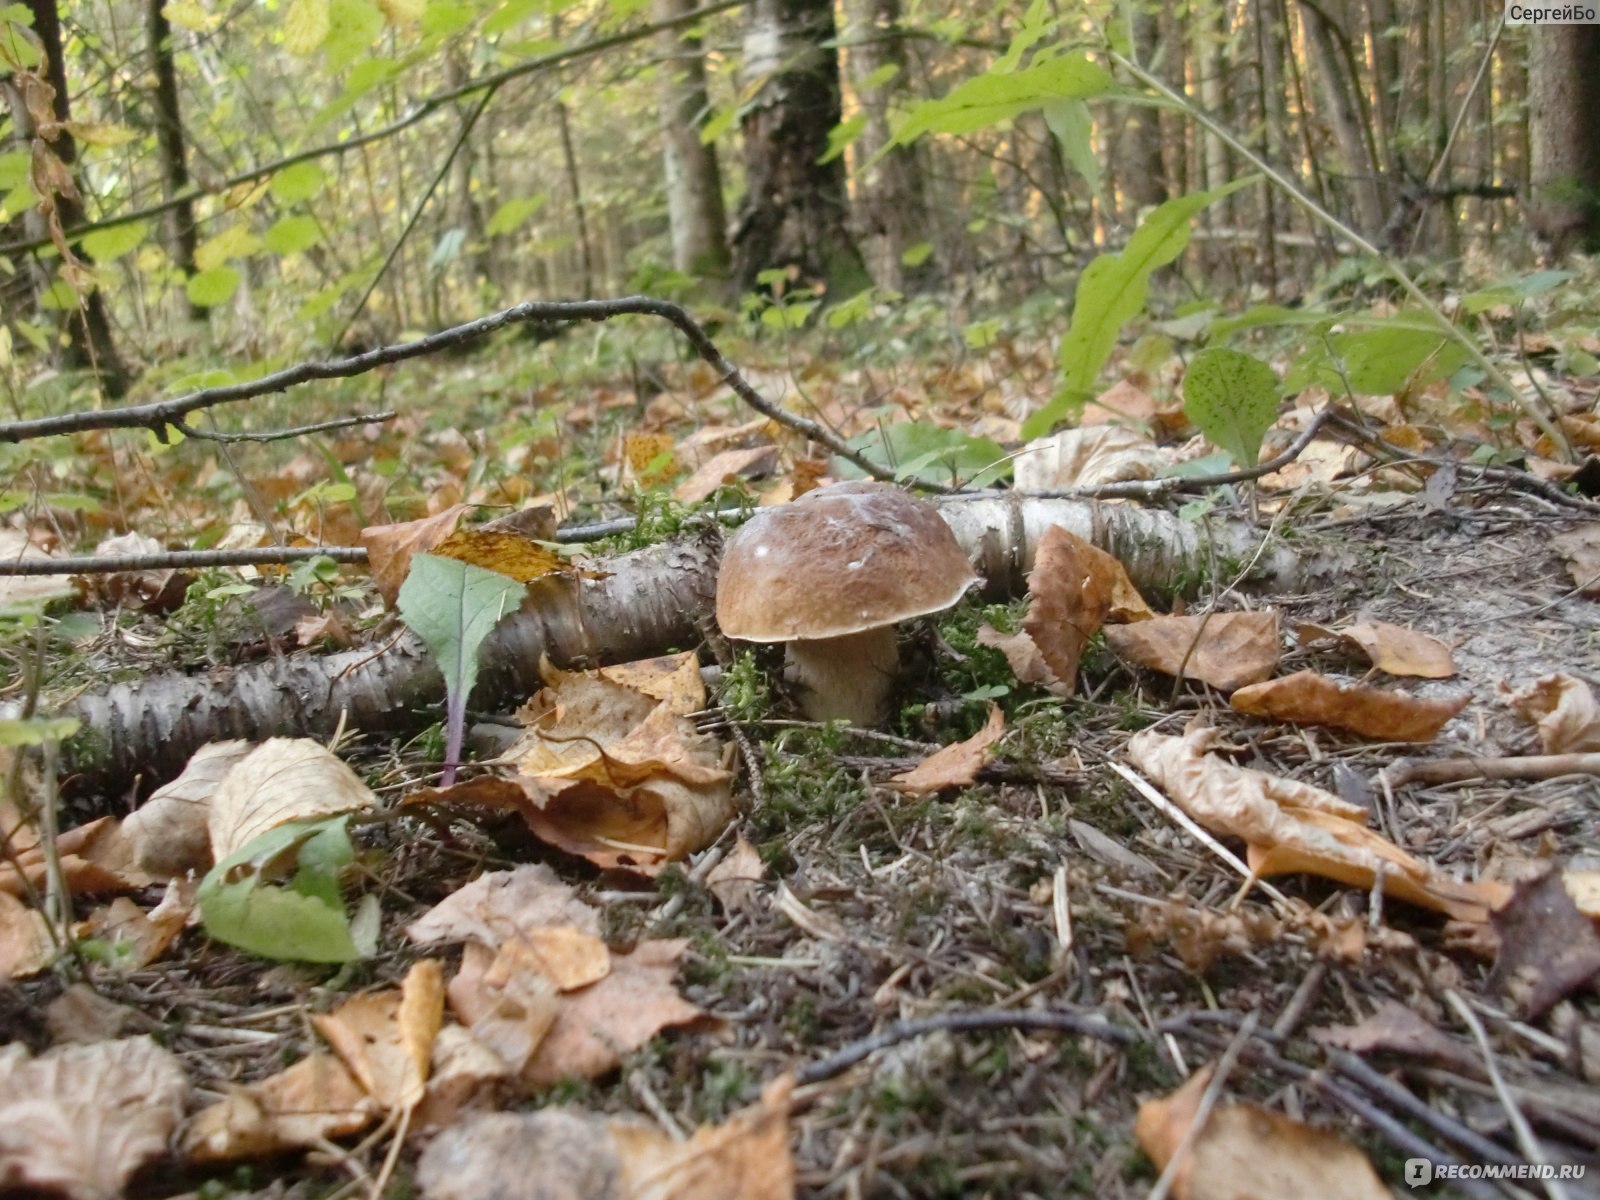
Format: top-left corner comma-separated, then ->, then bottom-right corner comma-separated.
715,481 -> 979,727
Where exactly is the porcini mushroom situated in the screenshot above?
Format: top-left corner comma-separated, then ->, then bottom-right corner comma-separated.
715,481 -> 979,727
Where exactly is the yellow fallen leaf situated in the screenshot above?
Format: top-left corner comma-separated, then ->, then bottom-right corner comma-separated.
1231,670 -> 1468,741
890,704 -> 1005,794
1106,611 -> 1280,691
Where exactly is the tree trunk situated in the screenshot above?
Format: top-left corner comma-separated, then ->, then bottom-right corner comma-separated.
653,0 -> 731,288
842,0 -> 930,291
48,499 -> 1319,806
13,0 -> 130,396
1526,23 -> 1600,257
1119,3 -> 1169,218
145,0 -> 202,318
731,0 -> 869,298
1298,0 -> 1385,237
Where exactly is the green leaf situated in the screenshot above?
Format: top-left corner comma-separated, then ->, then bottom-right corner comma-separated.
397,553 -> 525,782
901,241 -> 933,268
269,162 -> 326,204
1182,347 -> 1280,468
198,816 -> 362,963
420,0 -> 472,35
0,716 -> 80,746
819,114 -> 866,165
323,0 -> 383,69
1460,268 -> 1574,315
1334,322 -> 1466,395
760,299 -> 818,330
485,194 -> 546,237
79,222 -> 148,261
1023,178 -> 1254,441
835,422 -> 1012,488
264,215 -> 322,255
1043,98 -> 1100,199
483,0 -> 543,36
858,63 -> 899,91
889,52 -> 1111,148
0,149 -> 28,190
186,266 -> 240,307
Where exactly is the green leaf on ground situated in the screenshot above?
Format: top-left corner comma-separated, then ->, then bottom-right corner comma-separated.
1182,347 -> 1280,468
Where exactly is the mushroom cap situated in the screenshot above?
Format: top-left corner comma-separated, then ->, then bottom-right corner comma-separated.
715,481 -> 979,642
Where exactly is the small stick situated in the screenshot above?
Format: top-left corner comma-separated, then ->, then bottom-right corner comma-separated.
1385,753 -> 1600,787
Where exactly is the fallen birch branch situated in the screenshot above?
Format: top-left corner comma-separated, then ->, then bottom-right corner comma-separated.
48,498 -> 1325,803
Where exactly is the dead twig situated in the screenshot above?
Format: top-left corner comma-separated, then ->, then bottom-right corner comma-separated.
1384,752 -> 1600,787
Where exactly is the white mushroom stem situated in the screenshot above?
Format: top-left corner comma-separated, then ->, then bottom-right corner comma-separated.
784,625 -> 900,728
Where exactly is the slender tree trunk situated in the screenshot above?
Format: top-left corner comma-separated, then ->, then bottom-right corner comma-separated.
1120,3 -> 1169,219
653,0 -> 731,288
13,0 -> 129,396
1526,23 -> 1600,256
555,99 -> 596,295
145,0 -> 202,318
731,0 -> 868,297
1254,0 -> 1282,295
843,0 -> 930,291
1299,0 -> 1385,236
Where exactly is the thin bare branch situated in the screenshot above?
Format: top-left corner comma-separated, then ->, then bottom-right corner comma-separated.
172,411 -> 397,443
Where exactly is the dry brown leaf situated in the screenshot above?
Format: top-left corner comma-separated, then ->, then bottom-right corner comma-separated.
525,938 -> 708,1087
1020,525 -> 1123,694
1300,620 -> 1456,678
975,623 -> 1058,688
406,863 -> 602,948
416,1081 -> 794,1200
1127,726 -> 1509,923
1105,611 -> 1280,691
294,609 -> 353,648
360,502 -> 470,607
1552,525 -> 1600,597
596,651 -> 709,717
507,662 -> 734,871
0,890 -> 53,981
314,959 -> 443,1110
0,529 -> 78,609
1230,670 -> 1468,741
77,531 -> 189,612
1500,673 -> 1600,753
673,445 -> 779,505
0,815 -> 161,897
706,836 -> 767,913
889,704 -> 1005,794
208,738 -> 377,861
1135,1065 -> 1389,1200
447,940 -> 562,1081
1488,867 -> 1600,1020
413,1024 -> 514,1133
1312,1001 -> 1481,1075
0,1036 -> 189,1199
45,983 -> 140,1044
1014,425 -> 1169,490
185,1053 -> 375,1162
434,528 -> 567,583
74,882 -> 192,970
615,1075 -> 795,1200
120,739 -> 252,877
1081,378 -> 1161,426
622,432 -> 678,487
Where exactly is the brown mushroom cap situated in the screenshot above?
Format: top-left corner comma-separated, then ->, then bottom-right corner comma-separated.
715,481 -> 979,642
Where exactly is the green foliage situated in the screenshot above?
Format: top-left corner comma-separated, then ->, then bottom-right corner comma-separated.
1023,178 -> 1255,439
186,267 -> 241,308
197,815 -> 371,963
835,421 -> 1011,488
0,715 -> 80,745
889,51 -> 1111,149
1284,316 -> 1468,397
397,552 -> 526,784
1181,347 -> 1280,468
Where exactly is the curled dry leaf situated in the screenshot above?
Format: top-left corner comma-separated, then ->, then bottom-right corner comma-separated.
359,502 -> 469,607
1230,670 -> 1468,741
74,881 -> 193,971
407,863 -> 602,948
185,1052 -> 375,1163
1312,1000 -> 1482,1075
1126,726 -> 1509,923
706,835 -> 767,913
1135,1065 -> 1389,1200
1014,424 -> 1169,490
673,444 -> 779,505
0,815 -> 161,898
0,1036 -> 189,1200
1500,673 -> 1600,753
1487,867 -> 1600,1021
0,890 -> 53,981
208,738 -> 377,861
46,983 -> 140,1044
416,1078 -> 794,1200
1018,526 -> 1125,694
1552,525 -> 1600,597
1298,620 -> 1456,678
76,531 -> 189,612
504,654 -> 735,871
314,959 -> 444,1111
412,1024 -> 514,1133
524,938 -> 708,1087
889,704 -> 1005,794
1105,611 -> 1280,691
120,739 -> 252,878
447,940 -> 562,1082
976,623 -> 1057,688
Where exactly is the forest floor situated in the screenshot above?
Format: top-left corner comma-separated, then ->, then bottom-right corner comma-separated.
4,312 -> 1600,1199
